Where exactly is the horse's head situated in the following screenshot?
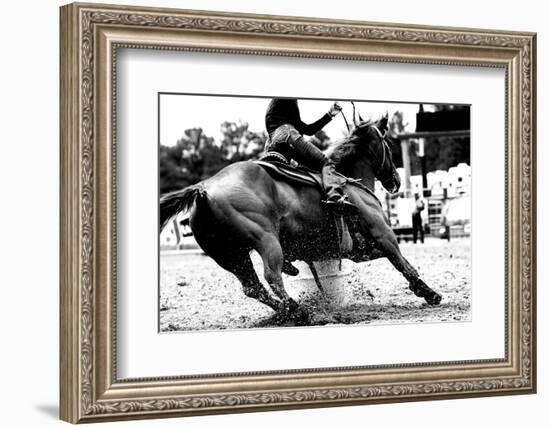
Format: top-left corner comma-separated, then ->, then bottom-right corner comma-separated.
344,114 -> 401,193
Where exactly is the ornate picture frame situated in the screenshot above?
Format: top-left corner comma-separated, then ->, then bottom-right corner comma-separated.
60,2 -> 536,423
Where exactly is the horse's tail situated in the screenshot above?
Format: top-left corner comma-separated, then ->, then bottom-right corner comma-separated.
160,183 -> 208,231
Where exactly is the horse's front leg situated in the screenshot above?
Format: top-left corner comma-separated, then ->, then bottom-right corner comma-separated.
351,194 -> 442,305
377,234 -> 442,305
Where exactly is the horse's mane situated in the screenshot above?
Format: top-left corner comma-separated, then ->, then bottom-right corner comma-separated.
325,120 -> 378,169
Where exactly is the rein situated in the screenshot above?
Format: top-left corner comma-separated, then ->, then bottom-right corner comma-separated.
339,100 -> 357,133
340,109 -> 351,132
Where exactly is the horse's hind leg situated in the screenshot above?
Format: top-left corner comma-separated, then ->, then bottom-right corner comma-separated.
256,234 -> 293,306
255,234 -> 310,323
215,251 -> 282,312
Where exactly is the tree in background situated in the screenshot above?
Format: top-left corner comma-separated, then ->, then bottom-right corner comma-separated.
419,104 -> 470,173
387,108 -> 470,175
159,122 -> 267,195
423,136 -> 470,173
219,121 -> 265,163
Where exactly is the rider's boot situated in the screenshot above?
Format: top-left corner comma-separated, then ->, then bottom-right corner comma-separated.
289,134 -> 358,216
321,162 -> 358,216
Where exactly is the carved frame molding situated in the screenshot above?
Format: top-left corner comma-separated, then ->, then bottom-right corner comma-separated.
60,2 -> 536,423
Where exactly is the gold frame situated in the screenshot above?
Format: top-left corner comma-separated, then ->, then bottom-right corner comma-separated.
60,2 -> 537,423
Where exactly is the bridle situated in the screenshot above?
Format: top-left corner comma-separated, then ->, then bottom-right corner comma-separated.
370,125 -> 387,171
340,106 -> 398,192
368,125 -> 395,189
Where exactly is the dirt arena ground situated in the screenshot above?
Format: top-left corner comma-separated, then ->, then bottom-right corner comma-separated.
159,238 -> 471,332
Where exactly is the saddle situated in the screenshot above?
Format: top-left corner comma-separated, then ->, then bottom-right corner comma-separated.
254,157 -> 379,201
254,159 -> 323,190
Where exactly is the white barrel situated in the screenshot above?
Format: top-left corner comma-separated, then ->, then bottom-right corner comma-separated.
286,260 -> 354,306
250,252 -> 354,307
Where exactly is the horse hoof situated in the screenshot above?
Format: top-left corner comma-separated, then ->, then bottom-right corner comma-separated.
282,300 -> 311,325
426,292 -> 442,306
291,307 -> 311,325
285,298 -> 300,313
409,282 -> 442,306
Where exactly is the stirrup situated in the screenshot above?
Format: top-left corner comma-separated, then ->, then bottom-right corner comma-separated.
322,197 -> 358,216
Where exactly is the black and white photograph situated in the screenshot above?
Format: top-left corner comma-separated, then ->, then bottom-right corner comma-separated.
159,95 -> 471,332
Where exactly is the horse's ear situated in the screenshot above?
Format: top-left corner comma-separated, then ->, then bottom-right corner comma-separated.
351,101 -> 358,127
377,113 -> 389,134
357,112 -> 364,123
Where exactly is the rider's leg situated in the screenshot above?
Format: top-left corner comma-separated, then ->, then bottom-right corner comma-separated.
281,125 -> 356,214
320,162 -> 357,214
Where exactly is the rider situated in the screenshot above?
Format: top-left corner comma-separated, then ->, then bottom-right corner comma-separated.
263,98 -> 356,214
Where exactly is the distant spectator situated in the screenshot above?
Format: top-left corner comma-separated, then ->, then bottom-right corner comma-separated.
412,193 -> 425,244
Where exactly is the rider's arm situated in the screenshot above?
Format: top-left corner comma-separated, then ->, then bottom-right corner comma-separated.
294,114 -> 333,136
295,102 -> 341,135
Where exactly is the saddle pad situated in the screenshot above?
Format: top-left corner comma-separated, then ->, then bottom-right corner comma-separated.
254,160 -> 323,190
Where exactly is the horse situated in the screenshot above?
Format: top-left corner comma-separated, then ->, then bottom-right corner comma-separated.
160,116 -> 442,323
